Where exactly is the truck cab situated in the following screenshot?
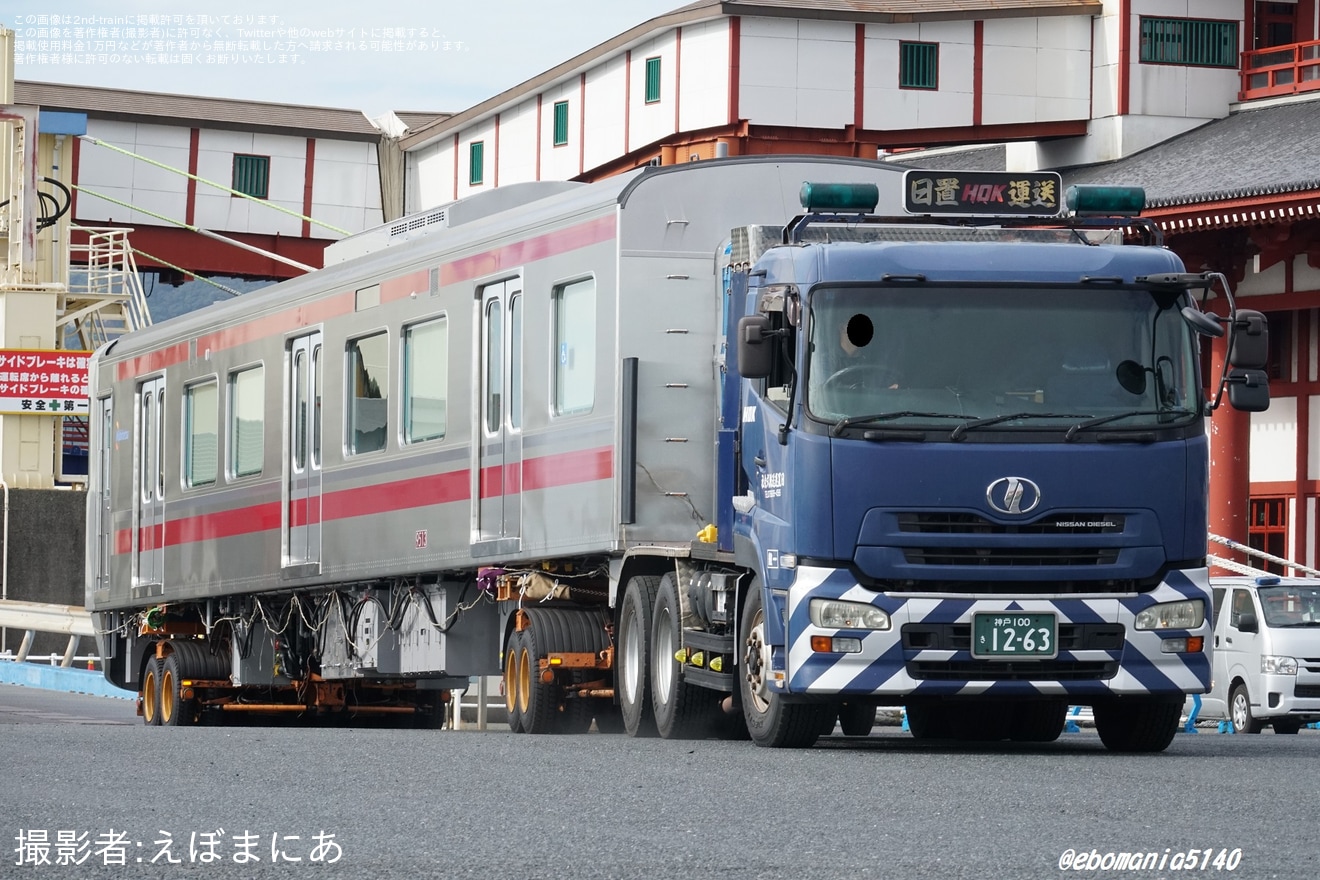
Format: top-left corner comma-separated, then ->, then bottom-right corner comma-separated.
1201,575 -> 1320,734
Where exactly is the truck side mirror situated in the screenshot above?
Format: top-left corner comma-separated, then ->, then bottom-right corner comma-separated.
1237,611 -> 1259,634
737,315 -> 774,379
1227,368 -> 1270,412
1229,310 -> 1269,370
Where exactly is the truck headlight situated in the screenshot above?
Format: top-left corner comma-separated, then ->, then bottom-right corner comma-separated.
1262,655 -> 1298,675
1134,599 -> 1205,631
809,599 -> 890,630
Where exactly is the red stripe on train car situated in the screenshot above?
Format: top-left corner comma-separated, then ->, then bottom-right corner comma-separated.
440,215 -> 616,287
173,502 -> 284,543
522,447 -> 612,490
322,468 -> 470,521
380,270 -> 431,303
116,341 -> 190,381
194,290 -> 357,355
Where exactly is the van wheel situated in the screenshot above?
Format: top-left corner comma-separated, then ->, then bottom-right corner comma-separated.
1230,684 -> 1264,734
1273,718 -> 1302,735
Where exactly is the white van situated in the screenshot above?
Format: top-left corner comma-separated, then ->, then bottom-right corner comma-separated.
1199,576 -> 1320,734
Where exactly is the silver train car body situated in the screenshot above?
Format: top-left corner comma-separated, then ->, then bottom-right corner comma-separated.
84,157 -> 905,724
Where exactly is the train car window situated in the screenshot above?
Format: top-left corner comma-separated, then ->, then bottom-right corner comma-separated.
293,349 -> 309,471
229,365 -> 265,478
184,380 -> 218,488
404,316 -> 448,443
312,344 -> 323,467
349,331 -> 389,454
510,295 -> 522,430
553,278 -> 595,416
485,302 -> 502,433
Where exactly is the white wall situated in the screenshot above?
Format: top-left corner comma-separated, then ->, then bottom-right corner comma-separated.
76,120 -> 189,227
629,31 -> 678,149
539,79 -> 581,183
1125,0 -> 1242,119
678,19 -> 730,132
410,140 -> 457,211
310,140 -> 383,240
458,117 -> 499,198
983,17 -> 1091,124
1253,395 -> 1297,483
584,55 -> 628,171
741,17 -> 854,128
498,98 -> 539,187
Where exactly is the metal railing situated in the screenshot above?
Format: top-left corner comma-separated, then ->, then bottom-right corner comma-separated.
0,598 -> 98,668
1239,39 -> 1320,101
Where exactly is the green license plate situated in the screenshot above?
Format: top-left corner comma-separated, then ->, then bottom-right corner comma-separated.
971,613 -> 1057,659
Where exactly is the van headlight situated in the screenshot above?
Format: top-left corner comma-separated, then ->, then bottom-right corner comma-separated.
809,599 -> 890,630
1262,655 -> 1298,675
1134,599 -> 1205,630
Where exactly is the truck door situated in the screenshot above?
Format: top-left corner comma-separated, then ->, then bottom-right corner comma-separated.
473,279 -> 523,555
285,332 -> 322,571
134,377 -> 165,591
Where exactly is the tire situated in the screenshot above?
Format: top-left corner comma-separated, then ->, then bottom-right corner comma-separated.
818,705 -> 840,736
1094,696 -> 1183,753
838,702 -> 876,737
514,630 -> 533,734
617,575 -> 661,737
593,707 -> 626,734
1010,701 -> 1068,743
142,656 -> 163,726
906,704 -> 953,740
651,573 -> 722,739
160,652 -> 186,726
1273,718 -> 1303,735
504,628 -> 526,733
519,616 -> 561,734
1230,683 -> 1264,734
739,585 -> 825,748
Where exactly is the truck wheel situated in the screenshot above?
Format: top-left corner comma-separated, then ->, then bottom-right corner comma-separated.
651,573 -> 721,739
1230,684 -> 1264,734
905,704 -> 953,740
520,615 -> 562,735
739,586 -> 825,748
818,705 -> 839,735
1273,718 -> 1302,735
1094,696 -> 1182,752
160,652 -> 186,726
839,702 -> 877,737
618,575 -> 660,737
142,656 -> 163,726
1010,701 -> 1067,743
504,628 -> 526,733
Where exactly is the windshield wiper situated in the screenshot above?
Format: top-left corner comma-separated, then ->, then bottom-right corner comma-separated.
832,411 -> 972,437
1064,408 -> 1197,441
949,412 -> 1091,442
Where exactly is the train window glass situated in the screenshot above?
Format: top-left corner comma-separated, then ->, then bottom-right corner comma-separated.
184,380 -> 218,488
140,389 -> 153,502
293,349 -> 308,471
485,301 -> 503,433
554,278 -> 595,415
349,332 -> 389,454
312,345 -> 322,467
230,366 -> 265,478
404,317 -> 448,443
510,295 -> 523,430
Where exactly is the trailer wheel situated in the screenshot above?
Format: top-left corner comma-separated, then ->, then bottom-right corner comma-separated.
838,702 -> 877,737
504,628 -> 526,733
617,575 -> 660,737
651,573 -> 721,739
1094,696 -> 1182,752
739,586 -> 825,748
160,652 -> 186,726
141,656 -> 163,726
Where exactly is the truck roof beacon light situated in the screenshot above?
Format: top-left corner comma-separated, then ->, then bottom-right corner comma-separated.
799,182 -> 879,213
1065,184 -> 1146,217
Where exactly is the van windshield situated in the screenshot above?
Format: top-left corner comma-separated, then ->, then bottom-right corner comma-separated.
1258,584 -> 1320,626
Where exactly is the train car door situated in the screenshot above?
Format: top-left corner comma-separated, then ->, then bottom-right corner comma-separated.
473,279 -> 523,555
134,377 -> 165,591
285,332 -> 322,572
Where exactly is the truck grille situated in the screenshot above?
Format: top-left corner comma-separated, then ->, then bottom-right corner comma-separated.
902,546 -> 1120,566
906,659 -> 1120,681
898,513 -> 1126,535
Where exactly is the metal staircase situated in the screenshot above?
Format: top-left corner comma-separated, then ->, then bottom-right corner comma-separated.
59,226 -> 152,352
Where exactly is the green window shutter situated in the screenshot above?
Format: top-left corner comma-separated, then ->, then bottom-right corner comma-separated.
553,101 -> 569,147
645,56 -> 662,103
899,42 -> 939,90
469,141 -> 484,185
232,154 -> 269,199
1139,17 -> 1238,67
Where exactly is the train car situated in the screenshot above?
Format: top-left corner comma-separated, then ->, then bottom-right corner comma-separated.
84,156 -> 905,729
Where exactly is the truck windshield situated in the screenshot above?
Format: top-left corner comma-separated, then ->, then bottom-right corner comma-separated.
805,284 -> 1200,434
1257,585 -> 1320,626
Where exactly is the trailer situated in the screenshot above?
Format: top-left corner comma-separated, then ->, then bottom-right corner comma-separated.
85,157 -> 1269,751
